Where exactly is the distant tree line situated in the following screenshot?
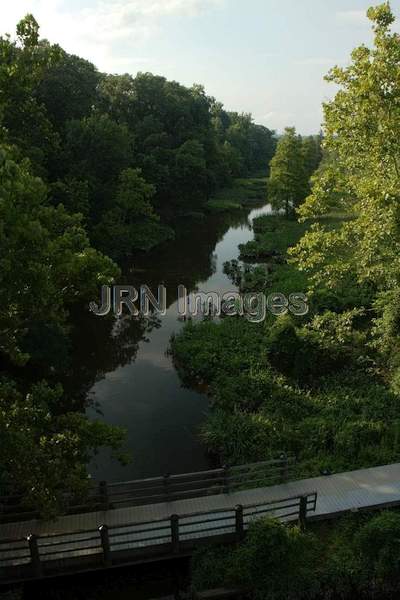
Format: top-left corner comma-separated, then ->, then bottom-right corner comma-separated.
1,14 -> 276,262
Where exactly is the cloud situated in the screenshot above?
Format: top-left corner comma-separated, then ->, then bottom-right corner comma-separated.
336,9 -> 368,26
0,0 -> 224,73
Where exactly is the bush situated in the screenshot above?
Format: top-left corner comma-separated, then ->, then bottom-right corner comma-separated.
201,410 -> 277,464
267,315 -> 345,384
193,518 -> 320,599
355,512 -> 400,586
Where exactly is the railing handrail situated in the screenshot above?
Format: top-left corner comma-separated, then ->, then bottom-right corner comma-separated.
0,490 -> 317,547
0,455 -> 297,521
0,491 -> 317,584
104,458 -> 293,489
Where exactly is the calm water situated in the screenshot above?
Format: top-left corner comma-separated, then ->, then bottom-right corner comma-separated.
69,203 -> 271,482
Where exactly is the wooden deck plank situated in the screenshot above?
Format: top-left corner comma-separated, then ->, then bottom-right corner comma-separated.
2,462 -> 400,539
2,462 -> 400,580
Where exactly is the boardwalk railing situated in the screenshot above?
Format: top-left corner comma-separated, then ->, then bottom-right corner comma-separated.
0,491 -> 317,584
0,455 -> 295,523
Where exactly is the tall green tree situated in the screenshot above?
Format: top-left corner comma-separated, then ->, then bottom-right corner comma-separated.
36,51 -> 100,130
268,127 -> 306,217
290,2 -> 400,378
0,143 -> 118,368
301,135 -> 322,196
64,113 -> 133,222
93,168 -> 174,258
0,14 -> 61,177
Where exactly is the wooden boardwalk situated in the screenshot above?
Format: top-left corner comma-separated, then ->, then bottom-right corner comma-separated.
0,458 -> 296,522
1,462 -> 400,584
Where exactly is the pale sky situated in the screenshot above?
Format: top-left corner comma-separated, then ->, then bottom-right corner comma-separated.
1,0 -> 399,134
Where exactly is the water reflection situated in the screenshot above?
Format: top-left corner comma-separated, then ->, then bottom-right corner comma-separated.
67,203 -> 271,481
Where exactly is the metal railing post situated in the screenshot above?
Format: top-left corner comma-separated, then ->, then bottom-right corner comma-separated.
27,534 -> 43,578
171,514 -> 180,554
99,524 -> 112,566
299,495 -> 308,530
235,504 -> 244,541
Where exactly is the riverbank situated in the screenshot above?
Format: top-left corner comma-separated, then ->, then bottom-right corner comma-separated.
170,211 -> 400,477
205,176 -> 267,213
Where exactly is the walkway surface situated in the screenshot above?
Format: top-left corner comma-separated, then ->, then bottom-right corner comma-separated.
2,462 -> 400,539
0,463 -> 400,583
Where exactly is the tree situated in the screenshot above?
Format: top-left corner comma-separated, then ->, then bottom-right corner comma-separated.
289,3 -> 400,376
268,127 -> 306,217
173,139 -> 209,206
301,135 -> 322,196
48,177 -> 90,218
93,168 -> 174,258
64,113 -> 133,221
97,73 -> 222,208
37,51 -> 100,130
0,15 -> 61,177
0,143 -> 118,368
0,378 -> 126,518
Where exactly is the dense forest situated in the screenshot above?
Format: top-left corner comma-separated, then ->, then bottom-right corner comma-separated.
2,1 -> 400,598
0,14 -> 278,515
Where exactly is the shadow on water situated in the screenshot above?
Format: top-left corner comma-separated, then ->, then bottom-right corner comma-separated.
65,202 -> 272,481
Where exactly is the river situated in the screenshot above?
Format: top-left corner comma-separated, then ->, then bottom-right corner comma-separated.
68,202 -> 271,482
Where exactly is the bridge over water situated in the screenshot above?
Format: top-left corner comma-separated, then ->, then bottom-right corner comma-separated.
2,460 -> 400,585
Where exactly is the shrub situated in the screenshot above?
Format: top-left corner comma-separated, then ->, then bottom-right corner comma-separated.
355,512 -> 400,586
192,518 -> 320,599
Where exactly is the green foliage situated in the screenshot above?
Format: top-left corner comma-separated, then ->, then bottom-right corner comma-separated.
224,112 -> 276,176
49,177 -> 90,218
286,2 -> 400,410
202,410 -> 277,464
319,511 -> 400,595
193,518 -> 320,599
171,317 -> 268,388
93,168 -> 174,258
171,295 -> 400,473
290,3 -> 400,298
0,378 -> 126,518
234,519 -> 319,600
207,176 -> 267,213
267,315 -> 346,383
0,13 -> 276,520
65,113 -> 133,206
355,511 -> 400,584
95,73 -> 275,213
193,511 -> 400,598
268,128 -> 319,218
0,143 -> 119,367
0,15 -> 276,265
37,50 -> 101,129
239,214 -> 310,262
0,15 -> 61,177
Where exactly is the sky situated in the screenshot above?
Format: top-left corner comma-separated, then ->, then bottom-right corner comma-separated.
1,0 -> 399,134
